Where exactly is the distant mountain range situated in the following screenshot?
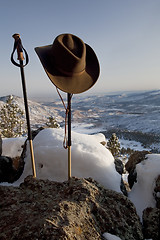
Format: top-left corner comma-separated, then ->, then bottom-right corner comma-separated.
1,90 -> 160,152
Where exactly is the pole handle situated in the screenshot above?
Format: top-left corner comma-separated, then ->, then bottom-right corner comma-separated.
12,34 -> 24,60
11,33 -> 29,67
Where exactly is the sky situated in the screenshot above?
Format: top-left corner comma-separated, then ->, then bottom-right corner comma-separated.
0,0 -> 160,99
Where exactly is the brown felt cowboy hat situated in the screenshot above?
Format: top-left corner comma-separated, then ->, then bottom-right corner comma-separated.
35,33 -> 100,94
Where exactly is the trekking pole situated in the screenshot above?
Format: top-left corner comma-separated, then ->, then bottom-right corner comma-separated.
11,33 -> 36,178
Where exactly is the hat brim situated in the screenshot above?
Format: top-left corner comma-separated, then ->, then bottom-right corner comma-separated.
35,44 -> 100,94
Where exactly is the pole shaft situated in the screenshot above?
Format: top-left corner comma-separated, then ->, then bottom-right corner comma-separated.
68,93 -> 71,146
67,93 -> 72,180
29,140 -> 36,178
20,60 -> 32,140
20,60 -> 36,178
68,146 -> 71,180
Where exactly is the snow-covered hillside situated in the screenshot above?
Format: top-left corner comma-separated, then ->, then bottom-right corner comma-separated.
0,95 -> 63,130
1,90 -> 160,151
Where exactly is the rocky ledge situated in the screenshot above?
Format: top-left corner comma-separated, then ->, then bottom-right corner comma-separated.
0,176 -> 143,240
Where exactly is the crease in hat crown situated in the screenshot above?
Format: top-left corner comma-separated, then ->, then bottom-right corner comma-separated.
51,34 -> 86,76
35,33 -> 100,94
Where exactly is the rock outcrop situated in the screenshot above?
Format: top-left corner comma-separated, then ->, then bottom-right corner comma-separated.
125,151 -> 150,189
142,207 -> 160,240
126,152 -> 160,240
142,174 -> 160,240
0,155 -> 16,182
154,175 -> 160,209
0,176 -> 143,240
0,137 -> 26,184
0,154 -> 24,183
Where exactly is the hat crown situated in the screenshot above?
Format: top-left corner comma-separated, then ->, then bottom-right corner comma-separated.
51,34 -> 86,76
63,34 -> 74,51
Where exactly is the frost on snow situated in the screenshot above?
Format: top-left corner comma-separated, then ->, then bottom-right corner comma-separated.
129,153 -> 160,219
16,128 -> 121,192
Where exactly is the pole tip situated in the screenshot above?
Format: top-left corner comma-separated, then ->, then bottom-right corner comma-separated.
12,33 -> 20,40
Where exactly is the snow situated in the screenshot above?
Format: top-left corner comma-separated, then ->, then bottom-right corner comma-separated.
1,126 -> 160,228
72,122 -> 102,134
129,154 -> 160,220
119,138 -> 150,151
14,128 -> 121,192
103,232 -> 122,240
2,137 -> 26,157
103,232 -> 152,240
